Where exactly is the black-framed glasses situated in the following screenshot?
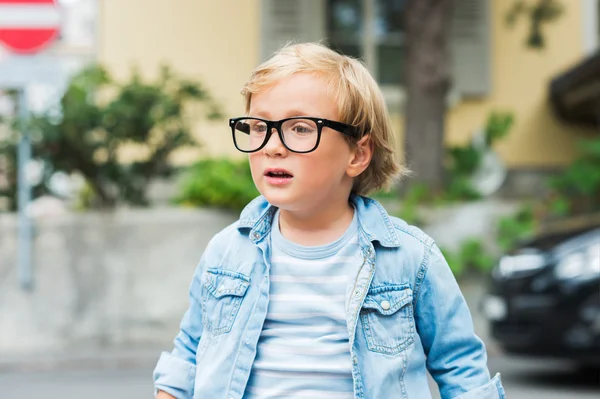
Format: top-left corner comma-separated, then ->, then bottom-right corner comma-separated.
229,116 -> 362,153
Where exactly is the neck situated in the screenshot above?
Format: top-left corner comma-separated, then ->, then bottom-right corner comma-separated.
278,196 -> 355,246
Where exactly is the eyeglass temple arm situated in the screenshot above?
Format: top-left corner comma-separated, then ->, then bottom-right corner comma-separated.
323,120 -> 361,138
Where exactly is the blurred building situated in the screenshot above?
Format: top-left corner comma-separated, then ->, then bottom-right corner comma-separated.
2,1 -> 597,178
98,0 -> 599,172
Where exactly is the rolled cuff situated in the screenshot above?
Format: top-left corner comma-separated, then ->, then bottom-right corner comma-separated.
453,373 -> 505,399
153,351 -> 196,399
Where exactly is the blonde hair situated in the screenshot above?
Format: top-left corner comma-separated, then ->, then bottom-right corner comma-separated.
241,42 -> 407,195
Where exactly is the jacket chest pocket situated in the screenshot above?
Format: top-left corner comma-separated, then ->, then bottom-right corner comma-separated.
360,285 -> 415,355
201,269 -> 250,336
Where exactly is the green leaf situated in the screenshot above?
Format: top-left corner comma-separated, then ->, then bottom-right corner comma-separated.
175,158 -> 259,212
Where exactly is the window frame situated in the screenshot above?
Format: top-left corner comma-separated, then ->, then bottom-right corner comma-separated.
326,0 -> 406,107
262,0 -> 491,109
582,0 -> 599,55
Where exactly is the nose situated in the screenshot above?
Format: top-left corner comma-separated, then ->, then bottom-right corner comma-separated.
262,127 -> 287,157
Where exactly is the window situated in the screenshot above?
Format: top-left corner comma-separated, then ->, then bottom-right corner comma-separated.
261,0 -> 490,98
326,0 -> 406,86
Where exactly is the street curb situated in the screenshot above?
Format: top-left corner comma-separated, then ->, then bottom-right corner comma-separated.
0,349 -> 161,374
0,343 -> 504,375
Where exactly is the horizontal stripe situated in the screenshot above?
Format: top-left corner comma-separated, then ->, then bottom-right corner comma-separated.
266,312 -> 346,320
258,342 -> 350,356
252,369 -> 353,380
259,325 -> 346,337
269,294 -> 346,302
247,369 -> 355,395
268,279 -> 348,297
0,5 -> 60,28
271,255 -> 359,266
252,360 -> 352,374
259,335 -> 348,345
246,386 -> 354,398
270,275 -> 349,283
266,298 -> 346,316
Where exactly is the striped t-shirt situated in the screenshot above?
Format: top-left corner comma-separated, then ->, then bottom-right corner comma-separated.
244,210 -> 362,399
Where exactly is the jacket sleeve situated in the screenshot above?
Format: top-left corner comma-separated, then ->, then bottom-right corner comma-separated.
153,260 -> 206,398
414,242 -> 506,399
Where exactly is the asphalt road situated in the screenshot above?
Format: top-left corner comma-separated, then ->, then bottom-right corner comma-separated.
1,356 -> 598,399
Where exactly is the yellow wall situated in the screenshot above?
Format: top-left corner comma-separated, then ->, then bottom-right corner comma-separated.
99,0 -> 596,168
446,0 -> 596,168
98,0 -> 260,162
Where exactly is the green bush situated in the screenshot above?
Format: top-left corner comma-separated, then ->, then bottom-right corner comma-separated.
0,137 -> 18,211
442,175 -> 482,202
440,247 -> 464,277
445,111 -> 514,202
175,158 -> 259,212
1,65 -> 222,209
391,183 -> 431,225
441,238 -> 495,279
458,238 -> 495,273
496,205 -> 536,252
375,111 -> 514,209
493,138 -> 600,253
546,138 -> 600,216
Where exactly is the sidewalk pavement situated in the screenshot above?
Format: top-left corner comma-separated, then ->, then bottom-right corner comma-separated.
0,277 -> 499,374
0,348 -> 161,374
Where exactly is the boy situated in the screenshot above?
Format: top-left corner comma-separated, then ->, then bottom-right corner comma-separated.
154,43 -> 505,399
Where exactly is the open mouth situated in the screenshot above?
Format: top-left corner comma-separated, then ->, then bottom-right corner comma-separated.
264,169 -> 294,184
265,171 -> 293,178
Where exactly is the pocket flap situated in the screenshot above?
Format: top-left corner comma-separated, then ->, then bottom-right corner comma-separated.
362,285 -> 413,315
202,269 -> 250,298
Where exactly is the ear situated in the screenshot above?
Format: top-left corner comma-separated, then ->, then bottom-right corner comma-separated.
347,134 -> 373,178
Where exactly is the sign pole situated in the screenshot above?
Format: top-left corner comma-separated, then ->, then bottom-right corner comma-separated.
0,0 -> 61,290
17,87 -> 33,290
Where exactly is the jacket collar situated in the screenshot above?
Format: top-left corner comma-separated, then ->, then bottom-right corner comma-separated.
237,195 -> 401,248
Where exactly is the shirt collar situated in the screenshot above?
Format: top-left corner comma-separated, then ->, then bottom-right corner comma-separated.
237,194 -> 401,248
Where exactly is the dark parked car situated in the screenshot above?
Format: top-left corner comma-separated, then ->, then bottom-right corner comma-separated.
482,227 -> 600,366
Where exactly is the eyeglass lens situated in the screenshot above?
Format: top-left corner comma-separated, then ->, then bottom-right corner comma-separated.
233,118 -> 320,152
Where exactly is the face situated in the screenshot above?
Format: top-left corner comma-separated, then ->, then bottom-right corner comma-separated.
246,73 -> 370,215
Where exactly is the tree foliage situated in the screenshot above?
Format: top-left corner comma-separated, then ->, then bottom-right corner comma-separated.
506,0 -> 564,49
1,64 -> 221,210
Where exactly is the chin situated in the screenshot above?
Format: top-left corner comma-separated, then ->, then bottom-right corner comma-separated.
260,189 -> 298,210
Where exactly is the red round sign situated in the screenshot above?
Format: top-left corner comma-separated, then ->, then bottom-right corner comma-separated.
0,0 -> 60,54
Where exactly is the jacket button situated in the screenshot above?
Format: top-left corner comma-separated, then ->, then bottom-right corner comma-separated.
380,300 -> 391,310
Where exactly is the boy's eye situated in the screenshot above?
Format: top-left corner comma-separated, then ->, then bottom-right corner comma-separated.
287,122 -> 316,135
250,122 -> 267,134
294,125 -> 313,134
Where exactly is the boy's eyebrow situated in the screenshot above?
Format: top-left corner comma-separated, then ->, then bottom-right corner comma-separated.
247,109 -> 270,118
282,109 -> 312,118
247,109 -> 317,120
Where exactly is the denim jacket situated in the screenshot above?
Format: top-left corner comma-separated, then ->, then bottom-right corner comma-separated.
154,195 -> 505,399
